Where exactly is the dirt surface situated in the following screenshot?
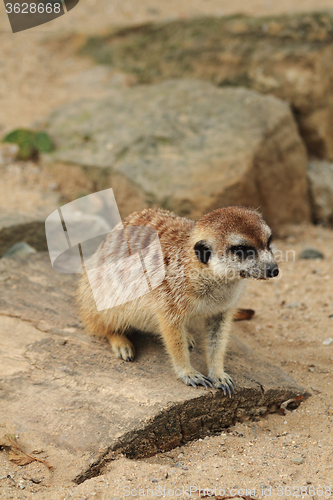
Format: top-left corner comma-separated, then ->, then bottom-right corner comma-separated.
1,0 -> 333,499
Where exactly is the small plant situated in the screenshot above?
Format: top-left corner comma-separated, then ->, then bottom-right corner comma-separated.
2,129 -> 53,160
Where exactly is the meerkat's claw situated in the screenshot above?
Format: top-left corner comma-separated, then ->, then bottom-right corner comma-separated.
221,384 -> 231,398
109,337 -> 135,362
116,346 -> 134,362
180,371 -> 213,389
210,374 -> 235,397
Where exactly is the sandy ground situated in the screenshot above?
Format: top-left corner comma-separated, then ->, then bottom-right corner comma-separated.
1,0 -> 333,499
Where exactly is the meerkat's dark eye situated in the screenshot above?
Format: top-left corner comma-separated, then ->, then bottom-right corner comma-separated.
194,240 -> 211,265
230,245 -> 256,260
267,235 -> 273,249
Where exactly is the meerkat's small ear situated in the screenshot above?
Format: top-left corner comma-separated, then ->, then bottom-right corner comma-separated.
194,240 -> 211,265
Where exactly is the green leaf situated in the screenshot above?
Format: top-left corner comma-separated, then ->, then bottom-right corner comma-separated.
2,129 -> 35,160
33,131 -> 53,153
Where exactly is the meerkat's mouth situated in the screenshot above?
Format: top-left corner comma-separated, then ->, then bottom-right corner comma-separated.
240,270 -> 269,280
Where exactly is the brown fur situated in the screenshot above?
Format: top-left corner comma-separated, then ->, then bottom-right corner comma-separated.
77,207 -> 277,392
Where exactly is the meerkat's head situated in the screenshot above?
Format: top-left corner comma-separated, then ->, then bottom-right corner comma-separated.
191,206 -> 279,281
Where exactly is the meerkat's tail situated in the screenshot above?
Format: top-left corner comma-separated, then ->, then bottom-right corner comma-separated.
233,308 -> 255,321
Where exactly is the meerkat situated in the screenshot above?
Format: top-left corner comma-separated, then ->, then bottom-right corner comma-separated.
77,206 -> 278,395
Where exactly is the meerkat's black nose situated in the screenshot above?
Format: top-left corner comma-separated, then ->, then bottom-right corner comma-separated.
265,264 -> 279,278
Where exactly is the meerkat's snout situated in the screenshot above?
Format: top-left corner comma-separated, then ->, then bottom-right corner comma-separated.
264,263 -> 279,278
235,247 -> 279,281
250,260 -> 279,280
250,247 -> 279,280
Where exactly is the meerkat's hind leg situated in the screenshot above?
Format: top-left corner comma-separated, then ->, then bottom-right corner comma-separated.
107,333 -> 135,362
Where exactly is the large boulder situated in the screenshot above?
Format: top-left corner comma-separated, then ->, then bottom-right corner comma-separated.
0,214 -> 48,256
0,160 -> 61,257
0,253 -> 309,484
0,195 -> 60,257
81,13 -> 333,160
46,80 -> 310,231
308,159 -> 333,226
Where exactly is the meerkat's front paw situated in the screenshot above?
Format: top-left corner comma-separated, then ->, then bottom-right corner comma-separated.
177,369 -> 213,389
209,371 -> 235,397
109,336 -> 135,362
187,333 -> 196,351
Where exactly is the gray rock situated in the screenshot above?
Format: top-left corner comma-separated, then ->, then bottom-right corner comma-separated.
292,457 -> 304,465
0,196 -> 60,257
46,80 -> 310,231
0,215 -> 47,257
80,13 -> 333,161
308,160 -> 333,226
0,253 -> 310,484
2,242 -> 36,259
299,248 -> 324,260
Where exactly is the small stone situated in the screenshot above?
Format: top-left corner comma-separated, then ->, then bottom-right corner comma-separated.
146,6 -> 160,15
2,242 -> 36,259
323,337 -> 333,345
292,456 -> 304,464
299,248 -> 324,260
29,478 -> 42,484
173,462 -> 183,468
